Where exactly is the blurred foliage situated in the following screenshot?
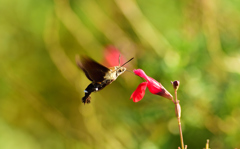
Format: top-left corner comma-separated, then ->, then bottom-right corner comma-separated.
0,0 -> 240,148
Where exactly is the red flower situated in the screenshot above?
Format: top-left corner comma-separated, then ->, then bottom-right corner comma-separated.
130,82 -> 148,102
130,69 -> 173,102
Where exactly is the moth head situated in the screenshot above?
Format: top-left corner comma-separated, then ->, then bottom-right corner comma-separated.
116,66 -> 126,76
114,56 -> 134,76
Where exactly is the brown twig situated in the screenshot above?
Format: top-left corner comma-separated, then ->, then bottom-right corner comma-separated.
172,81 -> 186,149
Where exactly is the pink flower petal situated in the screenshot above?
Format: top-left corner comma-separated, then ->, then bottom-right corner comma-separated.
133,69 -> 149,81
133,69 -> 173,100
147,77 -> 173,100
130,82 -> 148,102
146,76 -> 164,94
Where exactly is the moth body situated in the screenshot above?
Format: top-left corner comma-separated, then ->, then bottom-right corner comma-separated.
76,55 -> 132,104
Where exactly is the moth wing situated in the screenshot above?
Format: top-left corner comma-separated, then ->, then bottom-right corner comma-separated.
76,55 -> 93,81
76,55 -> 110,82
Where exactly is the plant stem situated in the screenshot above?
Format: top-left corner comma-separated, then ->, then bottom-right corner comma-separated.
178,117 -> 184,149
175,90 -> 185,149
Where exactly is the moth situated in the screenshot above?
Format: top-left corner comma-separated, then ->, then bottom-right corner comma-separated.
76,55 -> 133,104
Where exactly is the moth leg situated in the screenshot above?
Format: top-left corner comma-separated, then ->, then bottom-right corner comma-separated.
82,92 -> 91,104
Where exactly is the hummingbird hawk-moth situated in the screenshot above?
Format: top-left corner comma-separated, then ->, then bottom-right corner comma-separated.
76,55 -> 133,104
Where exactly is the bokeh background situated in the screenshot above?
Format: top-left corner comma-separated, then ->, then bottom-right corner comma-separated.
1,0 -> 240,148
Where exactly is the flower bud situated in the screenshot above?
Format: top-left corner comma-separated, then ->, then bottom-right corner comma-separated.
172,80 -> 180,91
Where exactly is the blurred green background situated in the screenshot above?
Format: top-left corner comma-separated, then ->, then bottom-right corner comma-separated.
1,0 -> 240,148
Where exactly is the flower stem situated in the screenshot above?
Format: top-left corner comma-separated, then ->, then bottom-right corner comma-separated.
178,116 -> 185,149
174,90 -> 185,149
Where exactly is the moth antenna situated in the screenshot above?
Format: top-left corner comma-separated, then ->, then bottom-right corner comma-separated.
113,57 -> 134,73
118,54 -> 121,66
121,57 -> 134,67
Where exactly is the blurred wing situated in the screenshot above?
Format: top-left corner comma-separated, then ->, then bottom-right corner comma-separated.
76,55 -> 110,82
76,55 -> 93,81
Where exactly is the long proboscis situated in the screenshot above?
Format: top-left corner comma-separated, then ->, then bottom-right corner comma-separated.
125,69 -> 135,74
